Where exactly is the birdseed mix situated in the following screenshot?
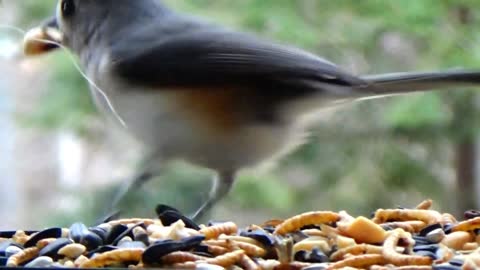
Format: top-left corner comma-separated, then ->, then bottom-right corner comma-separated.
1,199 -> 479,269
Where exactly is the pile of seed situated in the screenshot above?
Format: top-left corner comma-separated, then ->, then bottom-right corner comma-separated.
1,200 -> 480,269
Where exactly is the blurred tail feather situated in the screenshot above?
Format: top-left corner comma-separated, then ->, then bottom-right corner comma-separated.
360,70 -> 480,95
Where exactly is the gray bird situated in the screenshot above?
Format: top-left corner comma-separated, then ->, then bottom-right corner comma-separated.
24,0 -> 480,220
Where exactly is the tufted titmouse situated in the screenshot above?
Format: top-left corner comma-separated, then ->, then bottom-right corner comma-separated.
23,0 -> 480,220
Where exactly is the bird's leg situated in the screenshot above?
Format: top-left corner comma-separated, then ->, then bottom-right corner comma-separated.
191,171 -> 236,221
106,155 -> 162,215
97,169 -> 156,224
109,170 -> 156,210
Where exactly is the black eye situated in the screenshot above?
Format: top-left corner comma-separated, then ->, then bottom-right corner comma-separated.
61,0 -> 75,17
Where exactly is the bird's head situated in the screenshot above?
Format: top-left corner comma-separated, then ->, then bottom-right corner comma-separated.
24,0 -> 169,56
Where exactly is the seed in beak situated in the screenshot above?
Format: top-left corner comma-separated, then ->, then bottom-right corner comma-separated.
23,27 -> 63,56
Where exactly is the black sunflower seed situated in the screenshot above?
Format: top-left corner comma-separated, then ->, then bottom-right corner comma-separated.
290,231 -> 309,243
240,229 -> 275,247
294,250 -> 309,262
89,227 -> 108,243
142,235 -> 205,265
449,258 -> 464,266
0,231 -> 16,239
0,231 -> 37,239
263,226 -> 275,233
106,224 -> 129,245
294,249 -> 329,263
38,238 -> 73,259
80,232 -> 103,251
300,225 -> 321,230
412,235 -> 432,245
309,249 -> 329,263
158,210 -> 200,230
0,257 -> 8,266
69,223 -> 89,243
155,204 -> 182,216
112,223 -> 145,246
133,231 -> 149,246
419,223 -> 442,237
192,245 -> 211,255
443,224 -> 454,234
433,264 -> 462,270
413,244 -> 439,253
155,204 -> 200,231
464,210 -> 480,219
24,228 -> 63,248
69,222 -> 103,251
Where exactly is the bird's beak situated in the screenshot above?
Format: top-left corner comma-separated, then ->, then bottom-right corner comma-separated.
23,17 -> 63,56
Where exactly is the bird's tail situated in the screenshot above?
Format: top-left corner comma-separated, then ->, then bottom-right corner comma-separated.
359,70 -> 480,95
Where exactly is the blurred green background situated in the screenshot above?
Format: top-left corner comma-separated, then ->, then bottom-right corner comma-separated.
1,0 -> 480,228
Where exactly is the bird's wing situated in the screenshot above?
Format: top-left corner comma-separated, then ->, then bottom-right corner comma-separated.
110,29 -> 367,99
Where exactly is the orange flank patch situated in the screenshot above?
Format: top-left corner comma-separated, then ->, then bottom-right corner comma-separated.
173,87 -> 247,134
